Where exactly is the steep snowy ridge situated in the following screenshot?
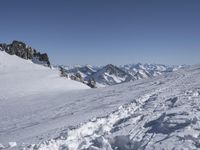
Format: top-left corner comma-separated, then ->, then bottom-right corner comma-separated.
0,51 -> 89,98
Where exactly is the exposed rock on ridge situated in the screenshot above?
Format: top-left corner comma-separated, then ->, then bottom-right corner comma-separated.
0,40 -> 50,67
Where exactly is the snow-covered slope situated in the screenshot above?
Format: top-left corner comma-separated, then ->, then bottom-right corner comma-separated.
21,64 -> 200,150
1,56 -> 200,149
0,51 -> 90,149
0,51 -> 89,98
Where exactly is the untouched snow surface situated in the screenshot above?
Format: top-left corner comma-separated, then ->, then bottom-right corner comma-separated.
1,51 -> 200,149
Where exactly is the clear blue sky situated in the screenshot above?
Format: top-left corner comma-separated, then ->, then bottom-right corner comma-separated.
0,0 -> 200,65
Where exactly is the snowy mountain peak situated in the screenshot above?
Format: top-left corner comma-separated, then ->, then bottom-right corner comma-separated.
90,64 -> 133,86
100,64 -> 125,75
134,69 -> 151,80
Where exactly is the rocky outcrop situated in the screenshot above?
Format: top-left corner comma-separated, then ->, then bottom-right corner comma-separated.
0,41 -> 50,67
87,78 -> 96,88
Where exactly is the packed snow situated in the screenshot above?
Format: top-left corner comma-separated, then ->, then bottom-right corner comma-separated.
1,51 -> 200,150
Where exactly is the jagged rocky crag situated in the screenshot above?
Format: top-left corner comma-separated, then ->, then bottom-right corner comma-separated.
0,41 -> 50,67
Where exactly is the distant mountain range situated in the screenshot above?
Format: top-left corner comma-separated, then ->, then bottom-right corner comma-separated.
0,40 -> 186,88
60,63 -> 185,87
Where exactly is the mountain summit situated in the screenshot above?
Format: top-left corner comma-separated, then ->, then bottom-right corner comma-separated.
90,64 -> 133,86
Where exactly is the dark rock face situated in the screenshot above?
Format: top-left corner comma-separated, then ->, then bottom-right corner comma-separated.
70,73 -> 84,83
0,43 -> 7,51
87,78 -> 96,88
0,41 -> 51,67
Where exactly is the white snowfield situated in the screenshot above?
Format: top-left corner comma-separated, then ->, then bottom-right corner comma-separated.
1,51 -> 200,150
